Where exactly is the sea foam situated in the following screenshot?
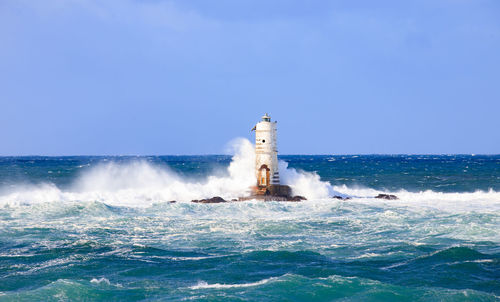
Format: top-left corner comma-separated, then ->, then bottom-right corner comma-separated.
189,276 -> 278,289
0,138 -> 499,213
0,138 -> 336,206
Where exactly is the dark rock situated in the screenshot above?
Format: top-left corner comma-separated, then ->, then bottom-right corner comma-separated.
288,195 -> 307,202
267,185 -> 292,197
191,196 -> 228,203
332,195 -> 351,200
168,200 -> 177,203
231,199 -> 238,202
375,194 -> 398,200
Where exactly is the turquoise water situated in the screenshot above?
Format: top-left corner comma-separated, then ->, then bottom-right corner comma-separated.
0,150 -> 499,301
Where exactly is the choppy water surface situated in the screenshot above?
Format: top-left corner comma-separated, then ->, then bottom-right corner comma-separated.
0,142 -> 499,301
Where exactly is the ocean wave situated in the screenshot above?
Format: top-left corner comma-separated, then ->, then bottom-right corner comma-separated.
382,246 -> 495,270
334,185 -> 500,213
2,274 -> 496,302
0,138 -> 339,206
90,277 -> 122,287
0,138 -> 498,213
90,277 -> 111,285
0,183 -> 498,214
189,276 -> 279,290
184,273 -> 499,301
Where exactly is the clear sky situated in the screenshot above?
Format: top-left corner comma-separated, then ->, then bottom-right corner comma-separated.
1,0 -> 499,155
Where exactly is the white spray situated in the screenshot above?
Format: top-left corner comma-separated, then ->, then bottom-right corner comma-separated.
1,138 -> 499,212
0,138 -> 335,206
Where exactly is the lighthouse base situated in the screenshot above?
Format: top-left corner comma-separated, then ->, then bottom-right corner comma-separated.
238,185 -> 306,202
255,184 -> 291,197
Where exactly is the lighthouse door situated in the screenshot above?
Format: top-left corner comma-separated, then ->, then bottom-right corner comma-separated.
258,165 -> 270,187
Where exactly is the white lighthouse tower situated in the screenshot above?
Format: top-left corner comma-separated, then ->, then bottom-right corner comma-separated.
254,113 -> 280,188
248,113 -> 292,199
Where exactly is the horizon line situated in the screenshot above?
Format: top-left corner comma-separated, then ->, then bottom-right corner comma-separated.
0,153 -> 498,157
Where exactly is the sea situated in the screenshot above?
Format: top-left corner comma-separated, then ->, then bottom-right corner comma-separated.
0,139 -> 499,301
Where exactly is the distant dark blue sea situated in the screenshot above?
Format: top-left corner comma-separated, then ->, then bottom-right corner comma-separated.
1,143 -> 499,301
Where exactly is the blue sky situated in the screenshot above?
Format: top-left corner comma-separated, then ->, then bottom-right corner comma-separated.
1,0 -> 499,155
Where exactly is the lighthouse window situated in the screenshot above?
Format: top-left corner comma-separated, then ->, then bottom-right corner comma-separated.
262,139 -> 265,143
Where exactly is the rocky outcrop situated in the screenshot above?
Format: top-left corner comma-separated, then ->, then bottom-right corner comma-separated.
287,195 -> 307,202
252,185 -> 292,198
374,194 -> 398,200
332,195 -> 351,200
189,194 -> 398,203
191,195 -> 308,203
191,196 -> 228,203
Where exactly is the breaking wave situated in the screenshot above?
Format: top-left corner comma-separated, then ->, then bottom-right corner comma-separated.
333,185 -> 500,213
0,138 -> 499,213
0,138 -> 336,206
189,276 -> 278,289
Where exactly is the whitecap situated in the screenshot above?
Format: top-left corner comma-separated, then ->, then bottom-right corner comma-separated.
0,138 -> 341,206
189,276 -> 278,290
90,277 -> 111,285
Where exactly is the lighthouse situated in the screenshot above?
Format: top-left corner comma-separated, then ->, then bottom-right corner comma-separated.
251,114 -> 291,198
254,113 -> 280,187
